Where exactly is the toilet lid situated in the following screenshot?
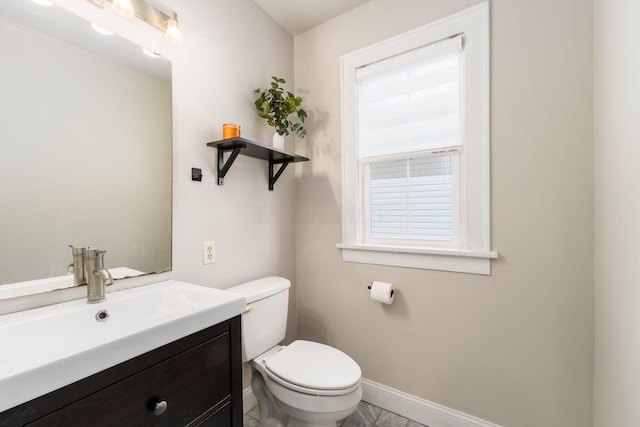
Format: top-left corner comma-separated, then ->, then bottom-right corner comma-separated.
265,340 -> 361,390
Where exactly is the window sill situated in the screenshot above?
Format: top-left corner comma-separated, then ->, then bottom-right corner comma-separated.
336,243 -> 498,275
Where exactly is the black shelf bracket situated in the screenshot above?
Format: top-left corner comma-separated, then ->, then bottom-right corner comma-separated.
269,160 -> 291,191
217,145 -> 244,185
207,137 -> 309,191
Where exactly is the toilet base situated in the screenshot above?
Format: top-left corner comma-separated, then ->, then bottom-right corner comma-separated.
251,369 -> 288,427
286,417 -> 337,427
251,367 -> 360,427
281,405 -> 347,427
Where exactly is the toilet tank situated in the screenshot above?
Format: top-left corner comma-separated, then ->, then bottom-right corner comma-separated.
227,276 -> 290,362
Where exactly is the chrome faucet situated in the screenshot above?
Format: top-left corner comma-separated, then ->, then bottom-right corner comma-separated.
85,249 -> 114,304
67,245 -> 89,286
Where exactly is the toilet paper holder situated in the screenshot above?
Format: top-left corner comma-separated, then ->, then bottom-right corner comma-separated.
367,284 -> 394,298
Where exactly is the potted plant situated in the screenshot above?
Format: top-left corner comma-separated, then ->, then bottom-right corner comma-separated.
254,76 -> 307,149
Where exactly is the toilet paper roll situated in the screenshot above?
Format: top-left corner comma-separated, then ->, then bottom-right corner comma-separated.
370,281 -> 395,305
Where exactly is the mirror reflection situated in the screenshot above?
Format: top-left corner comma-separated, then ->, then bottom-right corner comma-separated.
0,0 -> 172,296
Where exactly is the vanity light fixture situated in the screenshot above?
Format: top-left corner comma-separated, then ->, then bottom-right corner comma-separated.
91,22 -> 114,35
88,0 -> 183,45
164,12 -> 182,45
111,0 -> 134,18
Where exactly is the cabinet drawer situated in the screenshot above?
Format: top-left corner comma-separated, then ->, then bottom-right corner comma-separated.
27,332 -> 231,427
191,401 -> 231,427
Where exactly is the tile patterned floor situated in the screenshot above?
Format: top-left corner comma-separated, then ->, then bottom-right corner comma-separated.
244,400 -> 428,427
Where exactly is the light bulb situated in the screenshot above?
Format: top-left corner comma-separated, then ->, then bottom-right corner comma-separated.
112,0 -> 134,18
164,13 -> 182,45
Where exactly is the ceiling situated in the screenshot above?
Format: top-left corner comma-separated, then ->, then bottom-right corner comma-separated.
252,0 -> 370,35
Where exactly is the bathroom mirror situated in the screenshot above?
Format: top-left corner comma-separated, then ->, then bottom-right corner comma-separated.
0,0 -> 172,297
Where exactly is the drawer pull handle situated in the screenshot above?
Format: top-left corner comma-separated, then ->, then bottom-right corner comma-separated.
154,400 -> 168,416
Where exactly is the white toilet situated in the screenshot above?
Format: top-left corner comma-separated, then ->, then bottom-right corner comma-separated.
228,276 -> 362,427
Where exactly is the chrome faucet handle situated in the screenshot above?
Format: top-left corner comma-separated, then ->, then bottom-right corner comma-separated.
86,248 -> 106,257
69,244 -> 89,254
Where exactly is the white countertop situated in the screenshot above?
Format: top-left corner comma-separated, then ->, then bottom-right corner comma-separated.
0,280 -> 245,412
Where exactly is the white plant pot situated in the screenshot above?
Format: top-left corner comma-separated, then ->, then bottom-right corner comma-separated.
272,132 -> 285,150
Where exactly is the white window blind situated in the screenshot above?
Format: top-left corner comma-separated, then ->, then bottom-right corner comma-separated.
357,35 -> 462,244
356,35 -> 463,159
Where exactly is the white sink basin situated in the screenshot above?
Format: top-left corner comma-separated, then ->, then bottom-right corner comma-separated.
0,280 -> 245,412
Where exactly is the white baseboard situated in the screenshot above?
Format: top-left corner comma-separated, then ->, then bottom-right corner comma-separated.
361,378 -> 502,427
244,379 -> 501,427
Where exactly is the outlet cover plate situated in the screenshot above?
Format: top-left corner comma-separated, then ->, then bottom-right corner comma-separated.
203,241 -> 215,264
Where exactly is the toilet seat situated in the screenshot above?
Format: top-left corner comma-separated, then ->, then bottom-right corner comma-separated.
254,340 -> 361,397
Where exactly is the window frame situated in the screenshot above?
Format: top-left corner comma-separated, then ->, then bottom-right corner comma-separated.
338,1 -> 497,275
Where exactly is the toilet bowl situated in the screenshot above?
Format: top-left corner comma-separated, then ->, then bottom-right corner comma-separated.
253,341 -> 362,426
228,277 -> 362,427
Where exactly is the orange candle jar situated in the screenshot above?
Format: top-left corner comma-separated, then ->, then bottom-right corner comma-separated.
222,123 -> 241,139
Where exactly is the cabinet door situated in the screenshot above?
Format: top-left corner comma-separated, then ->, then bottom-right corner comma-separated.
26,333 -> 231,427
191,402 -> 231,427
0,407 -> 19,427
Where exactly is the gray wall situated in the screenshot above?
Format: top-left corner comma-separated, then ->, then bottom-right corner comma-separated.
293,1 -> 593,426
594,0 -> 640,425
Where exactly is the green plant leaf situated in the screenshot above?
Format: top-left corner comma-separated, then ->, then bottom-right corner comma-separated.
284,98 -> 294,112
255,75 -> 308,140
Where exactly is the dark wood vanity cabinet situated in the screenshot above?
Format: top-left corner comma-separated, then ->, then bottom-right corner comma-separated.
0,316 -> 242,427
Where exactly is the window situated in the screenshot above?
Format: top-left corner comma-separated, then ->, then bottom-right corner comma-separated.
338,2 -> 496,274
359,36 -> 463,248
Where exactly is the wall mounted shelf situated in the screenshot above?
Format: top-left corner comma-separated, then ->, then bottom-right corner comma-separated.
207,137 -> 309,191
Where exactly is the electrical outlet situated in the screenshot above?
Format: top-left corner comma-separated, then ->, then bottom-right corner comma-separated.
203,241 -> 215,264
